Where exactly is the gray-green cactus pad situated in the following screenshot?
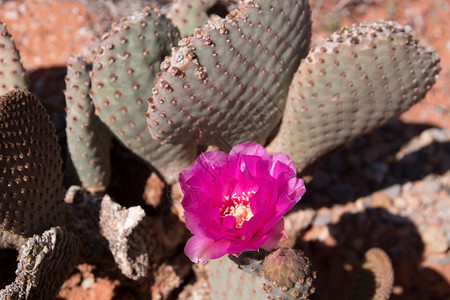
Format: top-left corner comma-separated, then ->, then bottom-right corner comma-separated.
168,0 -> 217,37
268,21 -> 441,171
209,256 -> 268,299
64,56 -> 111,191
0,90 -> 64,238
65,55 -> 112,193
89,7 -> 197,184
148,0 -> 311,149
0,22 -> 27,94
210,250 -> 314,300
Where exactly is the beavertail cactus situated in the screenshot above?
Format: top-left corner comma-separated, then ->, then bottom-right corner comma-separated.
0,22 -> 27,94
147,0 -> 312,149
209,253 -> 268,299
0,90 -> 64,245
267,21 -> 441,171
167,0 -> 217,37
348,248 -> 394,300
210,248 -> 316,300
89,7 -> 197,184
65,55 -> 112,194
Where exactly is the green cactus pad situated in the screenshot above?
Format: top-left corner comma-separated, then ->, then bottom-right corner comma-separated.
89,7 -> 197,184
0,90 -> 64,237
209,256 -> 268,299
65,54 -> 112,194
148,0 -> 311,149
267,21 -> 441,172
168,0 -> 217,37
0,22 -> 27,94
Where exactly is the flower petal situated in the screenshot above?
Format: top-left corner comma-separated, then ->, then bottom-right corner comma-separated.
270,152 -> 296,177
184,235 -> 232,264
230,142 -> 268,158
179,142 -> 307,263
260,218 -> 286,250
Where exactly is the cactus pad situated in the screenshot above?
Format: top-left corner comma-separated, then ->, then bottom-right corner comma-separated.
89,7 -> 197,184
209,256 -> 269,299
0,22 -> 27,94
267,21 -> 441,171
0,90 -> 64,237
168,0 -> 217,37
65,55 -> 112,194
147,0 -> 311,149
210,249 -> 315,299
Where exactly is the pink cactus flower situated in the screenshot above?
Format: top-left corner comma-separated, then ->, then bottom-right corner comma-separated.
180,142 -> 306,264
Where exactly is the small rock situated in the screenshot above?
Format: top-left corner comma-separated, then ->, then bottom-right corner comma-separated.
303,226 -> 331,243
313,208 -> 332,226
422,225 -> 449,254
371,190 -> 392,210
384,184 -> 401,199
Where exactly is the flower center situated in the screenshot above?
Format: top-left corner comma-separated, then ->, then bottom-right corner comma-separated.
220,190 -> 255,230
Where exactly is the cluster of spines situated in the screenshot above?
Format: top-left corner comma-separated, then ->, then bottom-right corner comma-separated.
147,0 -> 312,149
0,90 -> 64,239
267,20 -> 441,172
64,54 -> 112,194
0,22 -> 27,94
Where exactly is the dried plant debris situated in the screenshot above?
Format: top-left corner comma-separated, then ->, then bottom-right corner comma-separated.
0,227 -> 79,300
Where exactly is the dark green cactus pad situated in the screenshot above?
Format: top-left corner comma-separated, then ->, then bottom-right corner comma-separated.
168,0 -> 217,37
148,0 -> 311,149
347,248 -> 394,300
89,7 -> 197,184
0,22 -> 27,94
0,227 -> 79,300
267,21 -> 441,172
65,54 -> 112,194
0,90 -> 64,238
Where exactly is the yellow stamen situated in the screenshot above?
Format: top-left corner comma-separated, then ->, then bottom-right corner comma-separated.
220,190 -> 255,230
